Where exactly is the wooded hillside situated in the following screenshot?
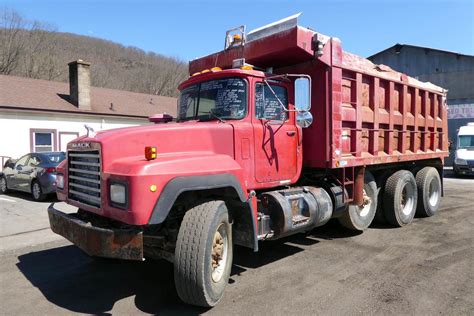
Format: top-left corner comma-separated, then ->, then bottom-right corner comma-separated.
0,9 -> 187,97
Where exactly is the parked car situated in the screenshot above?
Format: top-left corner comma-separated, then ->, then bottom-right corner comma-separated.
0,152 -> 66,201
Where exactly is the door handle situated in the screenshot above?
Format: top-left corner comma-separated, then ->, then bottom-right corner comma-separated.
287,131 -> 296,136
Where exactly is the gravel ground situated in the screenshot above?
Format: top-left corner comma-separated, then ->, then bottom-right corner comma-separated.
0,174 -> 473,315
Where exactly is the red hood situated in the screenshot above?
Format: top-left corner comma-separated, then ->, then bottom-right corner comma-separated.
70,121 -> 235,171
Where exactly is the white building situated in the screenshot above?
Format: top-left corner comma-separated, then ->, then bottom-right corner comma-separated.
0,60 -> 177,166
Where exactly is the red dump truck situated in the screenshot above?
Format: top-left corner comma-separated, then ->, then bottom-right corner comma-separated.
48,14 -> 449,307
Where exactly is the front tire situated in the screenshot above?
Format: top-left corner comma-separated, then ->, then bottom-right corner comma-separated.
383,170 -> 418,227
338,171 -> 377,231
31,180 -> 45,201
174,200 -> 233,307
415,167 -> 441,217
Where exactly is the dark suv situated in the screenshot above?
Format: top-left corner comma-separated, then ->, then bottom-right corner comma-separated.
0,152 -> 66,201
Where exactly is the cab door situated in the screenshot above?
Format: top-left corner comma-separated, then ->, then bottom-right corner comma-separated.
252,81 -> 298,183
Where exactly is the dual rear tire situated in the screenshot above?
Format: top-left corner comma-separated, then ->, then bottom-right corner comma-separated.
378,167 -> 441,227
338,171 -> 377,231
339,167 -> 441,230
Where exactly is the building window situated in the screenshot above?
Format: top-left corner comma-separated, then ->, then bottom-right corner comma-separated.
30,129 -> 57,153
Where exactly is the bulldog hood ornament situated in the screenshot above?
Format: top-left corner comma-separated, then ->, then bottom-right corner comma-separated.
84,124 -> 97,138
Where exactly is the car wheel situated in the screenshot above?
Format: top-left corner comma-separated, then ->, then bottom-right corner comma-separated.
0,176 -> 9,194
31,180 -> 46,201
174,200 -> 233,307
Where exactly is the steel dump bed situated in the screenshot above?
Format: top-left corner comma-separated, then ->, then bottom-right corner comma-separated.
190,25 -> 449,169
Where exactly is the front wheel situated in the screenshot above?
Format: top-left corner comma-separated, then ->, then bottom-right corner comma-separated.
174,200 -> 233,307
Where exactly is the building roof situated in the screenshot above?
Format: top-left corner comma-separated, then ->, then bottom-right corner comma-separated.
368,43 -> 474,60
0,75 -> 177,118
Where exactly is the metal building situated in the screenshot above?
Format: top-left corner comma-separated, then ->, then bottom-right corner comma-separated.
368,44 -> 474,165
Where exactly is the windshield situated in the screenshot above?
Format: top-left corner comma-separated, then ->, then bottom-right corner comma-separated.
459,135 -> 474,149
178,77 -> 247,121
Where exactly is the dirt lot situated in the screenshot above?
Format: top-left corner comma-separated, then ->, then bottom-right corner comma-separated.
0,173 -> 473,315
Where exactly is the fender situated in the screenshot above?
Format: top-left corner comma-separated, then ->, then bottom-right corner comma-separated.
148,173 -> 258,251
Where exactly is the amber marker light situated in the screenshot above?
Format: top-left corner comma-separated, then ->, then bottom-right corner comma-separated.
145,146 -> 157,160
150,184 -> 157,192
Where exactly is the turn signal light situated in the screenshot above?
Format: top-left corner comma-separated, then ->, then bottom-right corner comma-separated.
145,146 -> 157,160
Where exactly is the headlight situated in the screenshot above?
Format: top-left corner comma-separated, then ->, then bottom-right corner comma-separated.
56,174 -> 64,189
109,182 -> 127,207
455,158 -> 467,165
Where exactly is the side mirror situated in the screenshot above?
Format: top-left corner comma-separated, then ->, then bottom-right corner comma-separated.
295,77 -> 311,112
448,140 -> 453,151
16,165 -> 23,171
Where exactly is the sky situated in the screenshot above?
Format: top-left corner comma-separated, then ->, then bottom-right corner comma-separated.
2,0 -> 473,62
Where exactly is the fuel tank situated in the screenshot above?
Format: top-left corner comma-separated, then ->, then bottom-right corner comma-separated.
258,186 -> 333,239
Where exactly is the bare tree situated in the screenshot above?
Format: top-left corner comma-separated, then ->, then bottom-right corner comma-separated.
0,8 -> 188,97
0,8 -> 27,74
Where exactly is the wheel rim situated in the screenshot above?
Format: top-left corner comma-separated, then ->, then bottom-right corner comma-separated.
211,223 -> 228,283
0,178 -> 6,192
33,183 -> 41,199
401,184 -> 415,216
428,178 -> 440,207
358,189 -> 372,217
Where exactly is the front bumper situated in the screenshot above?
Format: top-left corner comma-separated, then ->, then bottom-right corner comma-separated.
48,203 -> 144,260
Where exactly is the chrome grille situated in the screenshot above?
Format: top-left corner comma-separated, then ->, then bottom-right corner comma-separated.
68,150 -> 101,208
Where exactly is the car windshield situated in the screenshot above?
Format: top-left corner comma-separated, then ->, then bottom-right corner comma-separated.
178,77 -> 247,121
459,135 -> 474,149
42,152 -> 66,164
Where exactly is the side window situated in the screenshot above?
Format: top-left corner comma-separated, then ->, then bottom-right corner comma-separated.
15,155 -> 30,168
255,83 -> 288,121
28,156 -> 41,167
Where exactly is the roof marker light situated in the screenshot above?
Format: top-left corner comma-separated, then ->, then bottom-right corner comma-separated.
145,146 -> 157,160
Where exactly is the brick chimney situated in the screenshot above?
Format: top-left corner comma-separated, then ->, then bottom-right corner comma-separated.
68,59 -> 91,110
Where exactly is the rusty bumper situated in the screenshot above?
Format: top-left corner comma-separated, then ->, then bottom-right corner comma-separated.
48,203 -> 144,261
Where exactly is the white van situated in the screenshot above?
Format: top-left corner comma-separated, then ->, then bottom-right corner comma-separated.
454,122 -> 474,176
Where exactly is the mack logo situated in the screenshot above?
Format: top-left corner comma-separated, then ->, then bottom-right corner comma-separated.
71,142 -> 91,149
